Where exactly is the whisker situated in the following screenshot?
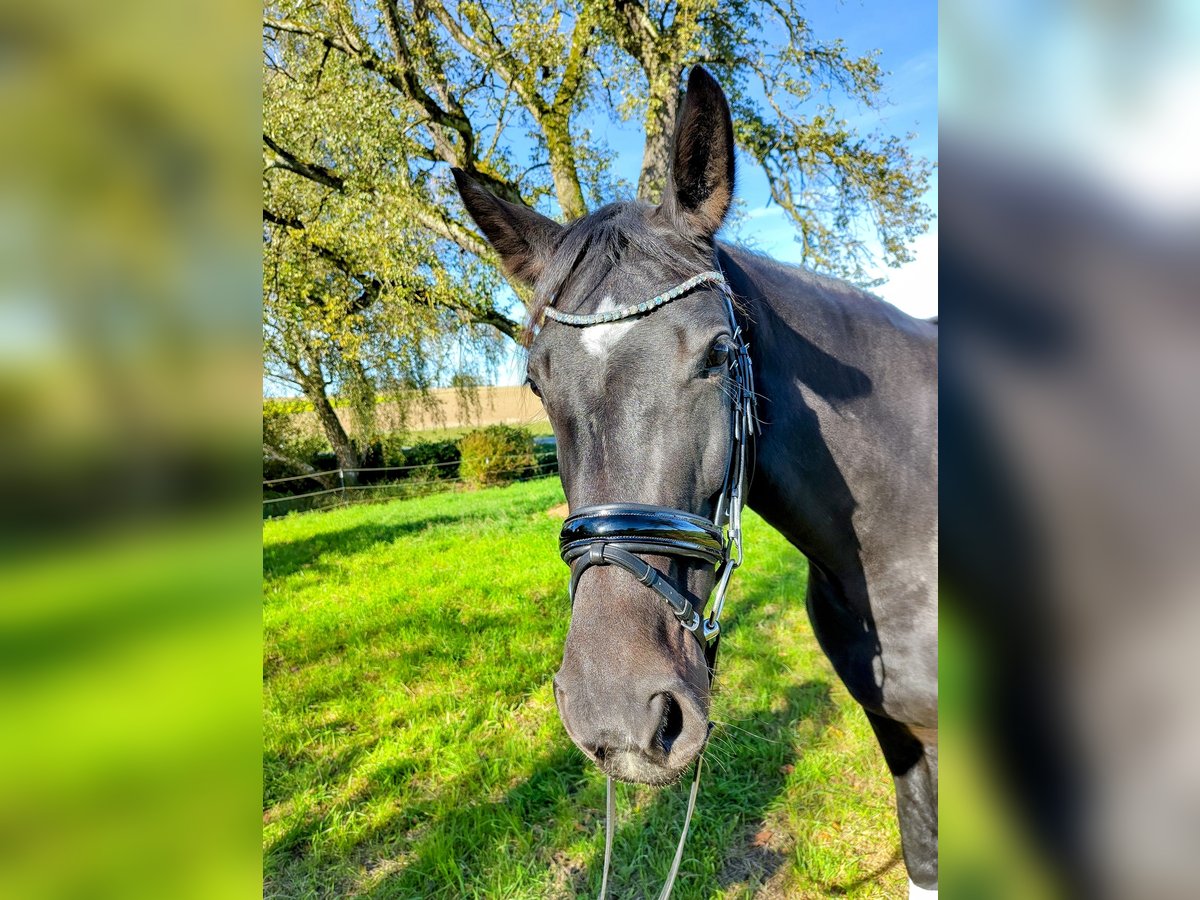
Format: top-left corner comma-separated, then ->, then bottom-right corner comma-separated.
710,718 -> 781,744
701,734 -> 735,772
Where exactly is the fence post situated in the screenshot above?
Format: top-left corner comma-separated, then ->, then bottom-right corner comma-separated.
339,468 -> 345,503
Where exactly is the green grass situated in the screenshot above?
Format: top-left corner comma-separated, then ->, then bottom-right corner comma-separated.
264,479 -> 902,898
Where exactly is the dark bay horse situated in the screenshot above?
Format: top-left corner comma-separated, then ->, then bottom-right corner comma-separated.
454,67 -> 937,897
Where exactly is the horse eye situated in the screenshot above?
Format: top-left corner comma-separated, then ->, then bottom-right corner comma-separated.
526,378 -> 542,398
705,339 -> 732,369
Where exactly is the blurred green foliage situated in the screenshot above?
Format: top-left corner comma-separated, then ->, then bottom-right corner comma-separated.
0,0 -> 261,896
0,516 -> 261,899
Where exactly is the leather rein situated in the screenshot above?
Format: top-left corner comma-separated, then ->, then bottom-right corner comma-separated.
542,269 -> 758,899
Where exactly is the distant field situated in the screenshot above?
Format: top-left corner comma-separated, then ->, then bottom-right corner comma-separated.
285,386 -> 549,439
263,480 -> 902,898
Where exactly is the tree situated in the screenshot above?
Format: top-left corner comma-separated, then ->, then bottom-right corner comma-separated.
262,0 -> 932,455
590,1 -> 933,273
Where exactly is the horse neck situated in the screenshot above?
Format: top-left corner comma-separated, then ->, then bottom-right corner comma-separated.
717,244 -> 936,588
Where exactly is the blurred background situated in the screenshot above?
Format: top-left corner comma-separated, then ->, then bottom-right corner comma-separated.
1,0 -> 1198,896
940,1 -> 1200,897
0,0 -> 261,897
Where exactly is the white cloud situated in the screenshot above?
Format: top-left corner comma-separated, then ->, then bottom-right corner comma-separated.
868,229 -> 939,320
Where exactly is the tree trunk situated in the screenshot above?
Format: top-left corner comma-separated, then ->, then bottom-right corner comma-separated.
544,110 -> 588,220
637,63 -> 683,202
263,444 -> 336,490
301,372 -> 360,485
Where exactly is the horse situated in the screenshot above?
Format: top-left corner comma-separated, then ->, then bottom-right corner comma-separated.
453,66 -> 937,898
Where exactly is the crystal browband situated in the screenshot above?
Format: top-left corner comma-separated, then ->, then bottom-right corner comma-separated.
541,270 -> 726,327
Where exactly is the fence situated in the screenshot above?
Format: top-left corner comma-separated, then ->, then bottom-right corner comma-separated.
262,449 -> 558,517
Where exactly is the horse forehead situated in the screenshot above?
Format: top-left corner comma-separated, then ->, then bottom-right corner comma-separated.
539,296 -> 721,383
579,296 -> 639,359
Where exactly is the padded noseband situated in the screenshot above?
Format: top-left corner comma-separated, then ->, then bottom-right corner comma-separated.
560,504 -> 724,633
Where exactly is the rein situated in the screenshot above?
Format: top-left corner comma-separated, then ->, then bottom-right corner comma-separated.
544,269 -> 758,899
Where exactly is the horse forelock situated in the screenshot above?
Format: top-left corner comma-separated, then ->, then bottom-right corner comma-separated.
524,202 -> 709,345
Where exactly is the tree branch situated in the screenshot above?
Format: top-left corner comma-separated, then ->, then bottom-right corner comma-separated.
264,132 -> 493,258
554,13 -> 594,109
608,0 -> 661,68
263,207 -> 382,312
464,306 -> 521,341
263,133 -> 345,191
264,16 -> 483,166
376,0 -> 476,164
424,2 -> 544,116
264,207 -> 518,338
412,207 -> 491,258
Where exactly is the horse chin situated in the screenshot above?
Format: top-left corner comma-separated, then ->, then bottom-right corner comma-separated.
601,750 -> 689,787
597,718 -> 712,786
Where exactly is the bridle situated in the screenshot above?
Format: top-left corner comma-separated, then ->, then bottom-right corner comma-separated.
553,270 -> 757,670
542,268 -> 759,899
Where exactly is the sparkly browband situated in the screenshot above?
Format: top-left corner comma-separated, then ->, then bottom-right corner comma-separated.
540,270 -> 726,327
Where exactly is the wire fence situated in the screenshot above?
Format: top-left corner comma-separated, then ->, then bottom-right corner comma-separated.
262,452 -> 558,518
262,457 -> 464,490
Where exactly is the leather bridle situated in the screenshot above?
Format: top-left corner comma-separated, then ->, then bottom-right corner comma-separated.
542,269 -> 758,899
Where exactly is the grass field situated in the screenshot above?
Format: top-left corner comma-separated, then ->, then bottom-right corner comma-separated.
263,478 -> 903,898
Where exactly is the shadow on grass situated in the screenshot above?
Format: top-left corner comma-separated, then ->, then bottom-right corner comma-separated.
264,508 -> 896,898
264,515 -> 468,581
828,849 -> 904,895
265,738 -> 591,898
708,682 -> 836,896
316,680 -> 834,900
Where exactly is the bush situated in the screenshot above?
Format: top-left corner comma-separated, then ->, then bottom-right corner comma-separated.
458,425 -> 536,488
377,435 -> 409,468
533,440 -> 559,475
397,438 -> 460,471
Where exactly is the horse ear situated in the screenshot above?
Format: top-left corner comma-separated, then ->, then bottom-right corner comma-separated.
662,67 -> 736,240
452,168 -> 564,285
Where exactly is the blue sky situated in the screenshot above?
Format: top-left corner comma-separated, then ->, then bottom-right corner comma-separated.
737,0 -> 937,317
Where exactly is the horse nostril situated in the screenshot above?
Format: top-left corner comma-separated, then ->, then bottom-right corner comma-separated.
656,693 -> 685,755
594,745 -> 607,762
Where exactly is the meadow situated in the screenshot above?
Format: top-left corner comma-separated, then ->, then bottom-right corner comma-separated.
263,478 -> 903,898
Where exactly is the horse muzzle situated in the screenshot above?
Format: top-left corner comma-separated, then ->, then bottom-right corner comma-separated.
552,672 -> 710,785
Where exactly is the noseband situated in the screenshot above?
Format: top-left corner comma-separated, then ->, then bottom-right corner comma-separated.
543,269 -> 758,899
560,506 -> 723,641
